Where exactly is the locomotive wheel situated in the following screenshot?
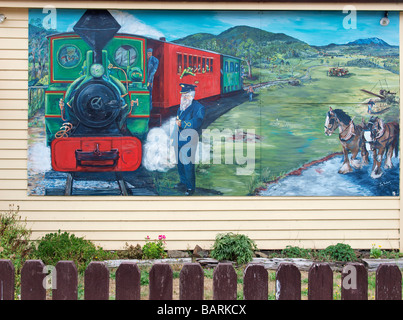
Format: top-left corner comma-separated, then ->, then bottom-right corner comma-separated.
73,79 -> 122,128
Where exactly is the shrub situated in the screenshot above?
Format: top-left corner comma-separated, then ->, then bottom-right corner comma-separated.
323,243 -> 357,261
281,245 -> 312,259
33,230 -> 116,273
0,204 -> 35,290
142,235 -> 167,259
119,242 -> 143,259
210,232 -> 257,265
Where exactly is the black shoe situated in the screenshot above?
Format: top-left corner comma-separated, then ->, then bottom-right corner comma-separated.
185,189 -> 195,196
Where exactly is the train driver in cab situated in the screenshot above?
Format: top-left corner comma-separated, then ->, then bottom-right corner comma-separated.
147,48 -> 159,111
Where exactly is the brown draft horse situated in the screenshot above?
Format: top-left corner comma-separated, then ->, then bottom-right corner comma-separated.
324,107 -> 369,174
365,116 -> 399,179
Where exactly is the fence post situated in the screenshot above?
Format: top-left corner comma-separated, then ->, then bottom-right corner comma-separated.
21,260 -> 46,300
180,263 -> 204,300
213,263 -> 237,300
308,262 -> 333,300
341,262 -> 367,300
149,263 -> 173,300
376,264 -> 402,300
84,262 -> 109,300
115,262 -> 141,300
0,260 -> 15,300
243,264 -> 268,300
276,263 -> 301,300
53,261 -> 78,300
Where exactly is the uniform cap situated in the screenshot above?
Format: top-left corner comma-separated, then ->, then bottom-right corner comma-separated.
180,83 -> 197,94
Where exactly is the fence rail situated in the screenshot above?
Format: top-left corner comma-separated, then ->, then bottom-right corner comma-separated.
0,260 -> 401,300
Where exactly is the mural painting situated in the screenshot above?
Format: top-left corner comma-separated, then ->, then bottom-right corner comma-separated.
27,9 -> 400,196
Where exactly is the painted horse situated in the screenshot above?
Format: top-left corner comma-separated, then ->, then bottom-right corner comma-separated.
365,116 -> 399,179
324,107 -> 368,174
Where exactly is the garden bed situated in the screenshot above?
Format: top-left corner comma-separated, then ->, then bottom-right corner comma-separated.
105,256 -> 403,272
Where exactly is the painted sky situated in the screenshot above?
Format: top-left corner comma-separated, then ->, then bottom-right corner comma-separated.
30,9 -> 399,46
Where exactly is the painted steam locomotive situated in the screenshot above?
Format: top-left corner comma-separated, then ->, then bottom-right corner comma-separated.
45,9 -> 242,173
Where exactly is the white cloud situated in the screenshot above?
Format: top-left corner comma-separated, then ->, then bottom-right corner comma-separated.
66,20 -> 77,32
109,10 -> 164,39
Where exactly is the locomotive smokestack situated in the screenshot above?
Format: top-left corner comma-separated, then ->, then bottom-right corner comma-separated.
73,9 -> 121,64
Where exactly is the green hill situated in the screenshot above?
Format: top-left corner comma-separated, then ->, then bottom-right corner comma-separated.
173,25 -> 317,75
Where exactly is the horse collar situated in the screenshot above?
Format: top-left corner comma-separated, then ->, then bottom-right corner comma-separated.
339,121 -> 355,141
375,123 -> 387,140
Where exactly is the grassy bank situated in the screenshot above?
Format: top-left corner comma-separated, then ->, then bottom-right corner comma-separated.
196,61 -> 399,196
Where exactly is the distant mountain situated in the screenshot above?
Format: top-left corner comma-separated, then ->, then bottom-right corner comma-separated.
216,25 -> 302,43
346,37 -> 392,47
313,36 -> 399,58
176,32 -> 216,44
174,25 -> 303,48
172,25 -> 319,79
316,37 -> 397,49
173,25 -> 316,66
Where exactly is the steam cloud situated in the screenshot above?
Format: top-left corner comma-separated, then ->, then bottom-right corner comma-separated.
142,117 -> 210,172
109,10 -> 165,39
142,117 -> 177,172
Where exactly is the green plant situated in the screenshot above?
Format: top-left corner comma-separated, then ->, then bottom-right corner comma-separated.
370,243 -> 383,259
33,230 -> 116,273
119,242 -> 143,259
140,268 -> 150,285
0,204 -> 36,293
281,245 -> 312,259
323,243 -> 357,262
142,235 -> 167,259
210,232 -> 257,265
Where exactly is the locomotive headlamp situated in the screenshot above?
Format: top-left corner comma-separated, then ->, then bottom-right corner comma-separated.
0,14 -> 6,24
90,64 -> 105,78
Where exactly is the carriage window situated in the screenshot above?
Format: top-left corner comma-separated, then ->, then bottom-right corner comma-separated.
177,53 -> 183,74
225,61 -> 228,73
230,62 -> 234,72
235,63 -> 239,72
210,59 -> 213,73
193,56 -> 198,72
190,56 -> 194,71
202,57 -> 206,72
198,57 -> 201,72
188,55 -> 192,70
206,59 -> 210,72
184,54 -> 188,69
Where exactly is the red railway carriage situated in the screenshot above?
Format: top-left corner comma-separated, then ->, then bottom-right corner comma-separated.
148,38 -> 222,110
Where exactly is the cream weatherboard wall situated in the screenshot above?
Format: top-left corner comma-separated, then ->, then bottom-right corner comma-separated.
0,2 -> 402,251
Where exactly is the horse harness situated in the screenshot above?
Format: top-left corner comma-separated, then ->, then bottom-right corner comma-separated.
368,122 -> 394,149
339,120 -> 357,142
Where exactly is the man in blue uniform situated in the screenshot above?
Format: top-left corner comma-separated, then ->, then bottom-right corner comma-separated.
175,83 -> 205,196
147,48 -> 159,111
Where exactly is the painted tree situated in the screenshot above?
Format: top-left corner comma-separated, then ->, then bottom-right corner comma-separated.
236,38 -> 260,79
28,18 -> 50,83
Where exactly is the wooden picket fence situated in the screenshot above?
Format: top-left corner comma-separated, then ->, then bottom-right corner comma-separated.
0,260 -> 402,300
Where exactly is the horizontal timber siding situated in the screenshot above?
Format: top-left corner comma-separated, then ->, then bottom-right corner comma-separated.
0,6 -> 401,251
